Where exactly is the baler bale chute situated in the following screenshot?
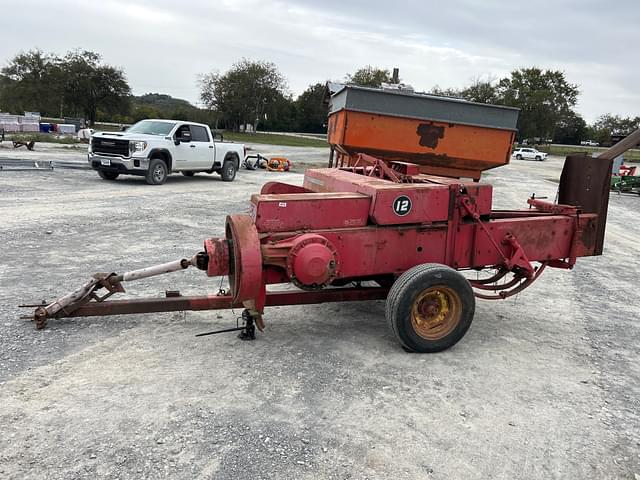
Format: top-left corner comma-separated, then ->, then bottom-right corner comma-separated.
23,86 -> 640,353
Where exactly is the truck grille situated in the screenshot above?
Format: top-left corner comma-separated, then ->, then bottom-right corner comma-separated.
92,137 -> 129,156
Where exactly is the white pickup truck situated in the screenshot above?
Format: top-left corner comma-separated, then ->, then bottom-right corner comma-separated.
88,119 -> 245,185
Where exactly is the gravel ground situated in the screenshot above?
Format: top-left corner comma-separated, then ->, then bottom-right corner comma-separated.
0,148 -> 638,479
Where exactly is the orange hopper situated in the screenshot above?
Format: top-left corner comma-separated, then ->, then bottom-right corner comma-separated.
327,85 -> 519,180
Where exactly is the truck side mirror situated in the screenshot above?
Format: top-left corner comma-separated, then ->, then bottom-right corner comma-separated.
174,131 -> 191,145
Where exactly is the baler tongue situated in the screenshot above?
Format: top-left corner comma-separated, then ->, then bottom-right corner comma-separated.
21,256 -> 204,329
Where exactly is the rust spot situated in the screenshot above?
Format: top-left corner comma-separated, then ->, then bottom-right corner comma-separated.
416,123 -> 445,149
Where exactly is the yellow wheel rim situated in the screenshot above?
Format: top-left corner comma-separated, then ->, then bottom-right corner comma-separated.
410,286 -> 462,340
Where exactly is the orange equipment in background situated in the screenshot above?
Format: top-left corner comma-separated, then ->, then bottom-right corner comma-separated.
266,157 -> 291,171
327,86 -> 519,180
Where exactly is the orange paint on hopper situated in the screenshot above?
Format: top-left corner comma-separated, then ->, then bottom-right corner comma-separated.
327,86 -> 519,179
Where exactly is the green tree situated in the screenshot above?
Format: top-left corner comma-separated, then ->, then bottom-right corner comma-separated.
199,59 -> 287,131
430,85 -> 461,97
0,49 -> 131,123
460,78 -> 498,104
0,49 -> 62,115
262,93 -> 297,132
553,111 -> 588,145
589,114 -> 640,145
496,68 -> 579,140
345,66 -> 393,88
295,83 -> 327,133
60,50 -> 131,125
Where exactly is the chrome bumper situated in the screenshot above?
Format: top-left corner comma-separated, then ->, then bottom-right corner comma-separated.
88,153 -> 150,172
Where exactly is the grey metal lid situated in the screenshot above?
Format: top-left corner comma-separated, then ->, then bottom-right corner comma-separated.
329,85 -> 519,131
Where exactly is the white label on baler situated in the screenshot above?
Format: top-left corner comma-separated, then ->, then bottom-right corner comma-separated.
278,202 -> 287,207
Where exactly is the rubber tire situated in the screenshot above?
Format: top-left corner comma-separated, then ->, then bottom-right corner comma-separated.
146,158 -> 168,185
181,171 -> 195,177
221,159 -> 237,182
535,156 -> 542,161
385,264 -> 475,353
516,154 -> 523,160
98,170 -> 119,180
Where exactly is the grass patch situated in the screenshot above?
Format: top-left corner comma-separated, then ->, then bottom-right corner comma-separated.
5,133 -> 81,144
221,131 -> 328,148
536,144 -> 640,162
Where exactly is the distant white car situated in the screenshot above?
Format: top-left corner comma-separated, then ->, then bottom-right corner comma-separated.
580,140 -> 599,146
512,148 -> 547,161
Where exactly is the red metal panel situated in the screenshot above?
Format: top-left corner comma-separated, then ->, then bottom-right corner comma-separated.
263,227 -> 448,279
226,215 -> 263,303
250,192 -> 371,232
261,212 -> 596,282
302,169 -> 492,225
323,227 -> 448,276
452,214 -> 598,269
260,181 -> 311,195
303,169 -> 450,223
368,187 -> 449,225
461,184 -> 493,217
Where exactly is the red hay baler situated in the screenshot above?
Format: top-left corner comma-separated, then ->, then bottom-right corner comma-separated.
24,88 -> 640,353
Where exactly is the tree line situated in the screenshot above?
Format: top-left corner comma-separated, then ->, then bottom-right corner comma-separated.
429,70 -> 639,145
0,49 -> 637,144
0,49 -> 130,125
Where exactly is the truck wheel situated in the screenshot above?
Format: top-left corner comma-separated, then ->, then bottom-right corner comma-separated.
181,171 -> 195,177
535,155 -> 542,161
221,159 -> 237,182
385,264 -> 475,353
98,170 -> 119,181
146,158 -> 168,185
516,154 -> 523,160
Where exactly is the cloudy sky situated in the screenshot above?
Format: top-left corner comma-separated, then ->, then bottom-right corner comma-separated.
2,0 -> 638,122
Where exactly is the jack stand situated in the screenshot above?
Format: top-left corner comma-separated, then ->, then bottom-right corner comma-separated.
195,308 -> 257,340
238,309 -> 256,341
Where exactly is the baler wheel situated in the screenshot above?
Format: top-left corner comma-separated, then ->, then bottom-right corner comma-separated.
386,264 -> 475,353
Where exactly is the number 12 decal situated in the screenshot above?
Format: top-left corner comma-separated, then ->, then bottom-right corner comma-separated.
393,195 -> 412,216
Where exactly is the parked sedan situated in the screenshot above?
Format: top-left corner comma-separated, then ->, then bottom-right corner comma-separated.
512,148 -> 547,161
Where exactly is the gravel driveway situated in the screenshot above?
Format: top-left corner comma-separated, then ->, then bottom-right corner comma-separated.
0,148 -> 638,479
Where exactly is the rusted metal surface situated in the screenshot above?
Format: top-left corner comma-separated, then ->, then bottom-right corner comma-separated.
558,154 -> 612,256
471,263 -> 548,300
410,286 -> 461,340
204,238 -> 230,277
260,181 -> 310,195
250,191 -> 370,232
62,287 -> 389,318
226,214 -> 263,304
285,234 -> 340,289
327,108 -> 517,179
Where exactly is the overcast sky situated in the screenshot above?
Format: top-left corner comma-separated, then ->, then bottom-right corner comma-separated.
2,0 -> 638,122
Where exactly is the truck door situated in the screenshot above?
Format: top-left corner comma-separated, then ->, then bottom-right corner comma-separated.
189,125 -> 215,169
173,124 -> 199,169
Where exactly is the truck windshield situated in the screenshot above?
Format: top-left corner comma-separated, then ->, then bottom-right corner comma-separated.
127,120 -> 176,136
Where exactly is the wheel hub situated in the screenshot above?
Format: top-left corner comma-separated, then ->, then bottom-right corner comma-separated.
411,286 -> 461,340
153,165 -> 164,181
